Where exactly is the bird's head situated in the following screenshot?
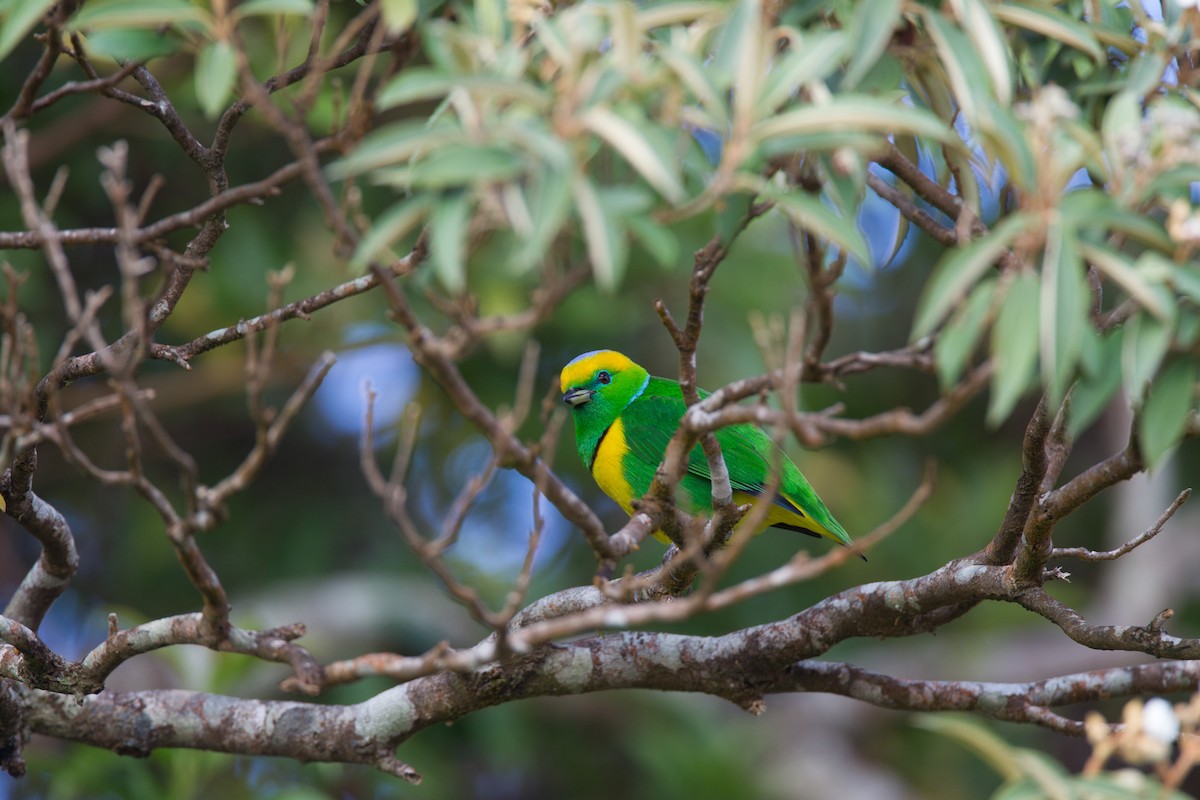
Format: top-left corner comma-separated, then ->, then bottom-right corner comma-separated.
560,350 -> 650,419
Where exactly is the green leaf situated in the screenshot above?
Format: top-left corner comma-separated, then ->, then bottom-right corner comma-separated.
950,0 -> 1013,104
326,122 -> 463,181
233,0 -> 314,18
380,0 -> 418,33
626,215 -> 680,268
772,190 -> 870,265
1172,264 -> 1200,305
756,31 -> 847,114
975,104 -> 1036,194
67,0 -> 206,31
195,39 -> 238,119
384,145 -> 524,190
658,42 -> 730,130
923,8 -> 991,121
843,0 -> 901,90
988,271 -> 1040,426
1139,358 -> 1198,471
579,106 -> 685,203
754,95 -> 957,146
82,28 -> 179,62
1039,217 -> 1087,407
1063,189 -> 1174,252
1122,312 -> 1174,408
377,69 -> 548,110
509,166 -> 571,272
0,0 -> 56,60
350,196 -> 433,270
935,278 -> 997,390
1078,242 -> 1170,320
1069,328 -> 1124,438
573,176 -> 626,291
991,2 -> 1104,63
429,191 -> 471,293
912,212 -> 1034,340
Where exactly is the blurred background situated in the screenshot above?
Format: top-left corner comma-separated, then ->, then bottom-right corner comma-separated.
2,2 -> 1199,798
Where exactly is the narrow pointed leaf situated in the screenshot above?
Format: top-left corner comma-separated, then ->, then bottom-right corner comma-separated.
579,107 -> 685,203
935,278 -> 997,390
1078,242 -> 1170,320
843,0 -> 901,90
429,191 -> 471,293
573,176 -> 623,290
950,0 -> 1013,104
233,0 -> 314,17
756,31 -> 846,114
912,212 -> 1033,340
0,0 -> 56,60
67,0 -> 206,31
755,96 -> 956,145
195,39 -> 238,119
991,3 -> 1104,62
1039,217 -> 1087,407
350,196 -> 433,270
1122,312 -> 1174,408
1139,358 -> 1198,470
988,271 -> 1040,426
1069,328 -> 1124,438
773,191 -> 870,265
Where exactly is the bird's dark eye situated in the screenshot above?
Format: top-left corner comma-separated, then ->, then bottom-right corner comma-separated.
597,370 -> 611,385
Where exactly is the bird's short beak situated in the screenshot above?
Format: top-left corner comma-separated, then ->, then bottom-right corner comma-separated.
562,387 -> 593,407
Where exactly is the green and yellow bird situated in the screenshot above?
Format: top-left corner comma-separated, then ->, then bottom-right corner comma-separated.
560,349 -> 859,556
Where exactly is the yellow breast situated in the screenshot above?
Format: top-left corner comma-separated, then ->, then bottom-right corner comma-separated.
591,417 -> 636,515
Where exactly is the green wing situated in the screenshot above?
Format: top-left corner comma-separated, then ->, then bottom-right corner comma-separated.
620,383 -> 849,544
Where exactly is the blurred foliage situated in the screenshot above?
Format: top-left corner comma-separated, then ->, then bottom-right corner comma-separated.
2,0 -> 1200,798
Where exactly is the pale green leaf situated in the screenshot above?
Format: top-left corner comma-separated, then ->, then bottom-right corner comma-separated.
579,106 -> 685,203
1062,189 -> 1174,252
988,271 -> 1040,426
1039,217 -> 1087,407
429,191 -> 471,293
627,215 -> 680,268
68,0 -> 206,31
326,122 -> 463,181
756,31 -> 847,114
843,0 -> 901,90
923,8 -> 990,121
635,1 -> 723,30
950,0 -> 1013,104
991,3 -> 1103,63
934,278 -> 997,390
912,212 -> 1034,340
509,167 -> 572,272
1069,328 -> 1123,438
350,196 -> 433,270
772,191 -> 870,265
378,69 -> 548,110
1172,264 -> 1200,305
573,176 -> 624,291
1139,358 -> 1198,470
82,28 -> 178,62
195,39 -> 238,119
233,0 -> 314,18
380,0 -> 418,33
658,43 -> 730,130
754,96 -> 957,147
975,104 -> 1036,193
1078,242 -> 1170,320
394,145 -> 523,189
0,0 -> 56,60
1122,312 -> 1174,407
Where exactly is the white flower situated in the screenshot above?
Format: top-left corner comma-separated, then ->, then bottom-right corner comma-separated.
1143,697 -> 1181,745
